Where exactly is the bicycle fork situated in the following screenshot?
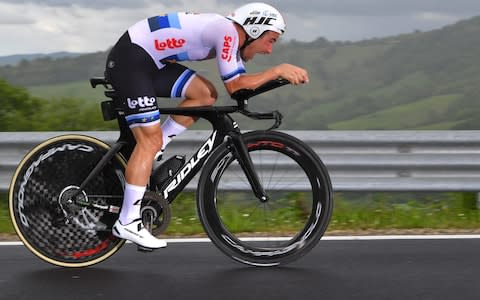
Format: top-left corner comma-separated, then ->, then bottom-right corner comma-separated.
228,132 -> 269,203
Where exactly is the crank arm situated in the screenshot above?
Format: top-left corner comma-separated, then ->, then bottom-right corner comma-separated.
74,197 -> 121,214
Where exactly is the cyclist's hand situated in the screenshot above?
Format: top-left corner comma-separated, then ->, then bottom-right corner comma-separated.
275,64 -> 309,85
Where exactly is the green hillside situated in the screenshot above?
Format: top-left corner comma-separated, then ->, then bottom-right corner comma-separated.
28,80 -> 105,100
2,16 -> 480,130
330,94 -> 462,130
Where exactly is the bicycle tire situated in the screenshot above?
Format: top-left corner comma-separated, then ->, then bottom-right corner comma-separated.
197,130 -> 333,266
9,135 -> 127,267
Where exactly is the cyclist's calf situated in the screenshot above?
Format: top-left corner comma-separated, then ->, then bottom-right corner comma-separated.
132,126 -> 164,154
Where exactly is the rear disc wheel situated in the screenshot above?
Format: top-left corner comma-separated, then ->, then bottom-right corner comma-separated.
9,135 -> 127,267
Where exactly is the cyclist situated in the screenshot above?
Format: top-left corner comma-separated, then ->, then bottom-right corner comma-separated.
106,2 -> 309,249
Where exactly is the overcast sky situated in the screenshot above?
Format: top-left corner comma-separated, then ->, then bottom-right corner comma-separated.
0,0 -> 479,56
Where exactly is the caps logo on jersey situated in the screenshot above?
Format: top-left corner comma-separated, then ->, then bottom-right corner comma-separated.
155,38 -> 186,51
222,35 -> 234,62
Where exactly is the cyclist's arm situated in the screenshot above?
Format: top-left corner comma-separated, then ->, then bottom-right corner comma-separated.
224,64 -> 309,95
224,68 -> 280,95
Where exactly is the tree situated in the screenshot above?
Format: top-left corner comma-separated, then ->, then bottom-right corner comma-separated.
0,79 -> 112,131
0,80 -> 40,130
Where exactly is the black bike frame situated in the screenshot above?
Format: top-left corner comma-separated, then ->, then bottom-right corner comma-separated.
74,78 -> 289,209
154,105 -> 268,203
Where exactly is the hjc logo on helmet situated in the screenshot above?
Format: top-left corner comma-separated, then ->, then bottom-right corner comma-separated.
227,3 -> 285,39
242,17 -> 277,26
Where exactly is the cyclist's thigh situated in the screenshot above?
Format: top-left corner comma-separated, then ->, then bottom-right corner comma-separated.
105,32 -> 160,128
152,62 -> 197,98
183,74 -> 218,100
154,65 -> 217,101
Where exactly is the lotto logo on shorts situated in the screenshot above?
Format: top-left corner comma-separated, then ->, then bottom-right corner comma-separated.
127,96 -> 156,109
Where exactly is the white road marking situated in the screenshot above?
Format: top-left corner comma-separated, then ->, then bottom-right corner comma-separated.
2,234 -> 480,246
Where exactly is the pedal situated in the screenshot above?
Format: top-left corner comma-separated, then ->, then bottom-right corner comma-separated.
137,245 -> 155,253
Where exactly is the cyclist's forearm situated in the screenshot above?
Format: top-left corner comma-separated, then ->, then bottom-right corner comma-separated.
224,67 -> 280,94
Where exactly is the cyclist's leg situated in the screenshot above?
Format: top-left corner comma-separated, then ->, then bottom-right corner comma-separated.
152,63 -> 218,149
112,124 -> 167,249
105,32 -> 166,248
171,74 -> 218,127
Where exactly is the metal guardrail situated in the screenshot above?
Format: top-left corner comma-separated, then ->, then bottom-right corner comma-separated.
1,130 -> 480,192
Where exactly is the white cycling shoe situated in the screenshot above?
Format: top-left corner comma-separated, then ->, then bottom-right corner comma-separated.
113,219 -> 167,249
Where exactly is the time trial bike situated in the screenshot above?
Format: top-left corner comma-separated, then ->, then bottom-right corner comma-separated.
9,77 -> 333,267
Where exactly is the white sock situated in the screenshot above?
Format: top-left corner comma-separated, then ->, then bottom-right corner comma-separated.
119,183 -> 146,224
161,116 -> 187,149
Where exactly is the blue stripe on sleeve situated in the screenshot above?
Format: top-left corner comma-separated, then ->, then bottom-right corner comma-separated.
221,68 -> 246,82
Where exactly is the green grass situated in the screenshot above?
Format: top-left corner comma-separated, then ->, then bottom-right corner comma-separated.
0,193 -> 14,234
330,192 -> 480,231
2,192 -> 480,238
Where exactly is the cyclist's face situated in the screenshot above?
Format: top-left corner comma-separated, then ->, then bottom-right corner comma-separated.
241,31 -> 280,62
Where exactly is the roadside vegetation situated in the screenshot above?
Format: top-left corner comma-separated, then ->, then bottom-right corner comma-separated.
2,16 -> 480,238
2,16 -> 480,130
2,192 -> 479,237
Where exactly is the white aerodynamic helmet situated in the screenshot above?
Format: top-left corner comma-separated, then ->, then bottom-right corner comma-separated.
226,2 -> 286,40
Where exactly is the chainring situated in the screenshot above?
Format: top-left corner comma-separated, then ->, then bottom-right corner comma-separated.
141,191 -> 171,236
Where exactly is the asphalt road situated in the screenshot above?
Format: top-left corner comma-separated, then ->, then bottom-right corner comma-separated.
1,237 -> 480,300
